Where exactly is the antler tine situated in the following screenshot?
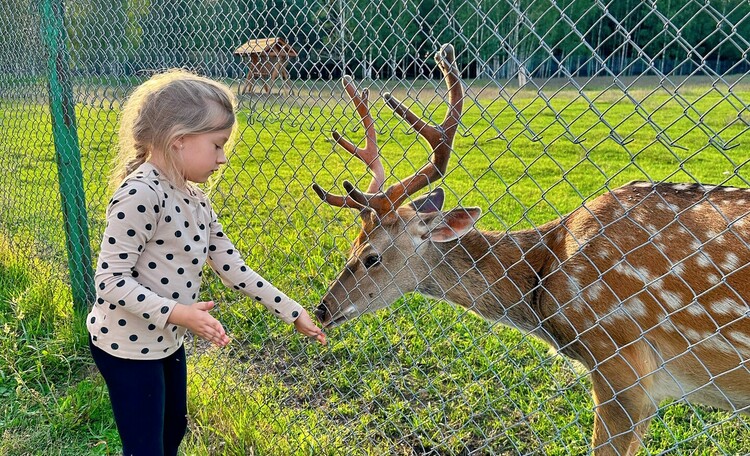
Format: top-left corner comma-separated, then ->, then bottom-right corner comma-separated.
312,182 -> 366,210
312,76 -> 387,211
379,43 -> 464,210
333,76 -> 385,194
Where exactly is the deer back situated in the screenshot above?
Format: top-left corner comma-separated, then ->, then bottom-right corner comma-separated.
534,182 -> 750,408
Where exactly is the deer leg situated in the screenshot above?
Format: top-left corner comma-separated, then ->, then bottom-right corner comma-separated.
590,345 -> 658,456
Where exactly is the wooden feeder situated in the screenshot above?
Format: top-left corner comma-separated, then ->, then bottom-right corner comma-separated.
234,37 -> 297,94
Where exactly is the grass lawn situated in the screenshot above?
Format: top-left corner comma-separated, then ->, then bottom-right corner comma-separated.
1,75 -> 749,454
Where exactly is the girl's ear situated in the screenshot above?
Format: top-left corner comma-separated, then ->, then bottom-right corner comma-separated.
170,137 -> 184,152
421,207 -> 482,242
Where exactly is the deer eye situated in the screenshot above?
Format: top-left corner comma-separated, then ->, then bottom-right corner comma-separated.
363,254 -> 381,269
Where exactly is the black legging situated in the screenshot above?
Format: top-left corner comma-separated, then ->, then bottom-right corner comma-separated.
90,339 -> 188,456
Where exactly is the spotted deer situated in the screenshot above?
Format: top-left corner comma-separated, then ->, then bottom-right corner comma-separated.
312,44 -> 750,455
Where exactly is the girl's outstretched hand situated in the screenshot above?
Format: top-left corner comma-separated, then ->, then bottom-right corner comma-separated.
294,309 -> 327,345
168,301 -> 230,347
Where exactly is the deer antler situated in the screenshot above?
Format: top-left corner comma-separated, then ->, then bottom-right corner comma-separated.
312,76 -> 385,210
313,43 -> 464,215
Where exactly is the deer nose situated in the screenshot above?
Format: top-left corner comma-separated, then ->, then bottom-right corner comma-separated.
314,302 -> 329,322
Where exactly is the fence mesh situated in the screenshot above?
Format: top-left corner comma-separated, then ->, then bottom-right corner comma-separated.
2,0 -> 750,454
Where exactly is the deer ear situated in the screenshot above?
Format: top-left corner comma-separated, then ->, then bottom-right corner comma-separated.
359,207 -> 378,225
407,187 -> 445,213
423,207 -> 482,242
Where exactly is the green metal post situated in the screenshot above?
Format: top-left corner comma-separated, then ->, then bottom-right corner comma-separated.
39,0 -> 96,314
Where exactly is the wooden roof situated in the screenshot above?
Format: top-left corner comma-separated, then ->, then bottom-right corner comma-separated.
234,38 -> 298,57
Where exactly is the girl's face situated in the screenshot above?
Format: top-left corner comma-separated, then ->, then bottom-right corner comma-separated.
176,128 -> 232,183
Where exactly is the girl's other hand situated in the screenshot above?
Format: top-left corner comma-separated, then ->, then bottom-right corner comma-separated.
168,301 -> 230,347
294,309 -> 327,345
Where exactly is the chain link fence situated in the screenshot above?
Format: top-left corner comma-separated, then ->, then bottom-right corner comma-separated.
2,0 -> 750,454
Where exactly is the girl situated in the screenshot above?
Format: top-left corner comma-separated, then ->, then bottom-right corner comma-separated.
87,69 -> 326,456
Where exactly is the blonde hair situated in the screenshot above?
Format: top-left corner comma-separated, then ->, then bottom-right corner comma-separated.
112,69 -> 237,189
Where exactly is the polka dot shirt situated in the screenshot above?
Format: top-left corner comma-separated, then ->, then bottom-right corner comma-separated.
87,163 -> 304,359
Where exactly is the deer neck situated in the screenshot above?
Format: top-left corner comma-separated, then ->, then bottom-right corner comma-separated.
417,226 -> 556,342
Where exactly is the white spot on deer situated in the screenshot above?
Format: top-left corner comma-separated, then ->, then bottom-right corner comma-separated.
684,327 -> 708,344
659,319 -> 679,335
615,262 -> 640,280
728,331 -> 750,349
638,266 -> 654,281
685,302 -> 707,317
690,239 -> 702,251
696,253 -> 712,269
710,298 -> 740,316
567,283 -> 581,299
567,273 -> 584,297
597,249 -> 611,260
631,212 -> 646,226
721,252 -> 741,271
585,282 -> 604,301
672,262 -> 686,276
700,334 -> 735,354
599,302 -> 632,326
624,297 -> 648,318
660,290 -> 685,311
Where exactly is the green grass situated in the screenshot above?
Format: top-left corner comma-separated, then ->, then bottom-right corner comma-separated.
1,77 -> 749,454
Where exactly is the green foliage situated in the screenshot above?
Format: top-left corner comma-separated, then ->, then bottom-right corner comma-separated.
0,234 -> 113,455
9,0 -> 749,77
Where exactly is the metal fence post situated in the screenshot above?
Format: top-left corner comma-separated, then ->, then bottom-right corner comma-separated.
39,0 -> 95,314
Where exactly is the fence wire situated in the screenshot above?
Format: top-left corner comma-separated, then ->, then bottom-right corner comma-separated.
2,0 -> 750,454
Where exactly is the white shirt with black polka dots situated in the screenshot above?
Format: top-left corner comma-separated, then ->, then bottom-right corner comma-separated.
87,163 -> 304,359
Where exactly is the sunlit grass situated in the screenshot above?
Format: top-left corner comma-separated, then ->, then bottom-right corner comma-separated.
1,77 -> 749,454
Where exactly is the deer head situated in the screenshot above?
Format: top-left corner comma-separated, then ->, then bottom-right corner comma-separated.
312,44 -> 473,328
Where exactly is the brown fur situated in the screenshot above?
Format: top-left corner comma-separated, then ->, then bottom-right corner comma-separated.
317,181 -> 750,455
